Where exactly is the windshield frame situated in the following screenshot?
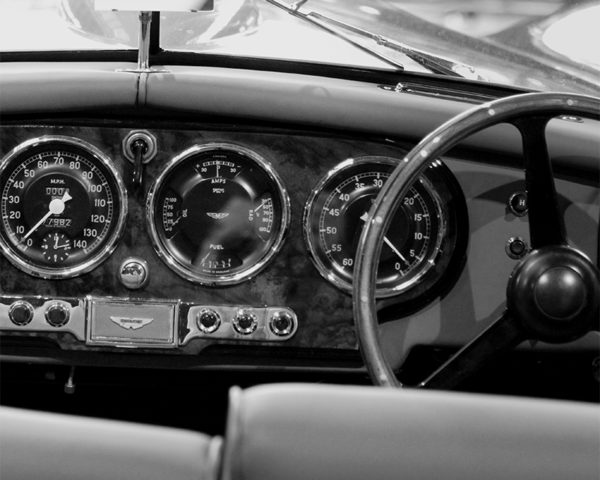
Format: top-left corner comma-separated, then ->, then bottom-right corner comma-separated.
0,1 -> 559,101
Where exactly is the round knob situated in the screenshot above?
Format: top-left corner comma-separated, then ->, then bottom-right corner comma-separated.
233,310 -> 257,335
534,267 -> 586,320
45,302 -> 70,327
9,301 -> 34,326
507,246 -> 599,343
196,309 -> 221,333
506,236 -> 528,259
269,311 -> 295,336
119,258 -> 149,290
508,191 -> 528,216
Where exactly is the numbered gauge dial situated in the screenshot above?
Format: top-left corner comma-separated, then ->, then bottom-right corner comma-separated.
0,136 -> 127,279
304,157 -> 449,298
147,143 -> 290,285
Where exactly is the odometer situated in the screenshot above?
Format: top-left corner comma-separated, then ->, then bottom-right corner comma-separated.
304,157 -> 450,298
147,143 -> 290,285
0,136 -> 127,279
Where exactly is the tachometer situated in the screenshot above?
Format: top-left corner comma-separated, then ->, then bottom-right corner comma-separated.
147,143 -> 290,285
0,136 -> 127,279
304,156 -> 459,298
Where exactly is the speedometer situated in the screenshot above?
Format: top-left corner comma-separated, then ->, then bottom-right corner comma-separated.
0,136 -> 127,279
146,143 -> 290,285
304,156 -> 462,298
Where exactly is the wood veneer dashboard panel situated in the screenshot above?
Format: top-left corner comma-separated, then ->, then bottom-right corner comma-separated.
0,121 -> 415,355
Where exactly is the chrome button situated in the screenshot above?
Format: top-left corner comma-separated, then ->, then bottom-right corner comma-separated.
45,302 -> 70,327
9,301 -> 34,326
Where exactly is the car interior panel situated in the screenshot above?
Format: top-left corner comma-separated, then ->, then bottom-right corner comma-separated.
0,1 -> 599,479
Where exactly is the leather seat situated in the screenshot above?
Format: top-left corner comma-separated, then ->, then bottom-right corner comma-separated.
0,406 -> 221,480
220,384 -> 600,480
2,384 -> 599,480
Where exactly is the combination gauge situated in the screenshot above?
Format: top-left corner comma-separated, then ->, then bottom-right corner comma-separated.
147,143 -> 290,285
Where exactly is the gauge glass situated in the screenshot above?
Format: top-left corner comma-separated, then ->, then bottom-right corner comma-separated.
304,157 -> 446,297
0,136 -> 127,279
147,143 -> 290,285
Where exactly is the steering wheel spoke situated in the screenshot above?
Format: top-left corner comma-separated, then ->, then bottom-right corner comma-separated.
513,117 -> 566,248
419,312 -> 526,390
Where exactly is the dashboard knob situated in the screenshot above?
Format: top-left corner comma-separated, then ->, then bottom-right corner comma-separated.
508,191 -> 528,216
233,310 -> 257,335
119,257 -> 149,290
45,302 -> 70,327
196,308 -> 221,333
506,236 -> 529,259
269,311 -> 295,336
9,301 -> 34,326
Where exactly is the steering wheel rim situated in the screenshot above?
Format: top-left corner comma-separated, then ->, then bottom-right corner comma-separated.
353,92 -> 600,388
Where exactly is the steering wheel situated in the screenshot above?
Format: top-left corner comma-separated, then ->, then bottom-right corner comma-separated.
354,92 -> 600,388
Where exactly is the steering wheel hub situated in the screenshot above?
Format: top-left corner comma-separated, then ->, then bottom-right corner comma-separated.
507,246 -> 599,343
534,266 -> 585,320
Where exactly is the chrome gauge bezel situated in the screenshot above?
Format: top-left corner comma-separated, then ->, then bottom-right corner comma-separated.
146,143 -> 291,286
0,136 -> 128,279
303,156 -> 447,298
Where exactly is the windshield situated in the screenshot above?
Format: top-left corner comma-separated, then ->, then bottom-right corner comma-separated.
1,0 -> 599,95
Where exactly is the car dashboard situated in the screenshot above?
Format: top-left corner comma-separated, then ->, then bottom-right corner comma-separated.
0,62 -> 598,383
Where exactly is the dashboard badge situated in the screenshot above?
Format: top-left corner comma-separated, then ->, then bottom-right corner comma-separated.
206,212 -> 230,220
110,316 -> 153,330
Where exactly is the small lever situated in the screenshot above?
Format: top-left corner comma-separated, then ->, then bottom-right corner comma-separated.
130,138 -> 148,192
64,366 -> 76,395
122,130 -> 157,194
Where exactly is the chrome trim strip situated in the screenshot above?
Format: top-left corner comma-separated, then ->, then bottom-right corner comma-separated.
0,295 -> 86,340
181,305 -> 297,345
1,294 -> 297,348
146,142 -> 291,286
0,135 -> 128,279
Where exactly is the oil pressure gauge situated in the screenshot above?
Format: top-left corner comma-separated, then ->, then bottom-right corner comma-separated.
147,143 -> 290,285
304,156 -> 463,298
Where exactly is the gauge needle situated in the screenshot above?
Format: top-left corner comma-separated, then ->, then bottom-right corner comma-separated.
254,200 -> 266,213
359,212 -> 409,265
383,236 -> 409,265
200,251 -> 212,265
21,191 -> 72,242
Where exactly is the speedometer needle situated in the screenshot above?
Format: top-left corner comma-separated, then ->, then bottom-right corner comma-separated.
360,212 -> 409,265
21,191 -> 72,242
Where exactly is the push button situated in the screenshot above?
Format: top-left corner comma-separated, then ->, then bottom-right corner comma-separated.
233,310 -> 257,335
9,301 -> 34,326
506,236 -> 529,259
45,302 -> 70,327
508,191 -> 528,216
269,311 -> 295,336
196,308 -> 221,333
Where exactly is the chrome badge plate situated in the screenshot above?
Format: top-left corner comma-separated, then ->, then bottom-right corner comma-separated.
87,298 -> 177,348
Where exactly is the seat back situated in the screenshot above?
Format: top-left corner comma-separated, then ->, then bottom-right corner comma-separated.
220,383 -> 600,480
